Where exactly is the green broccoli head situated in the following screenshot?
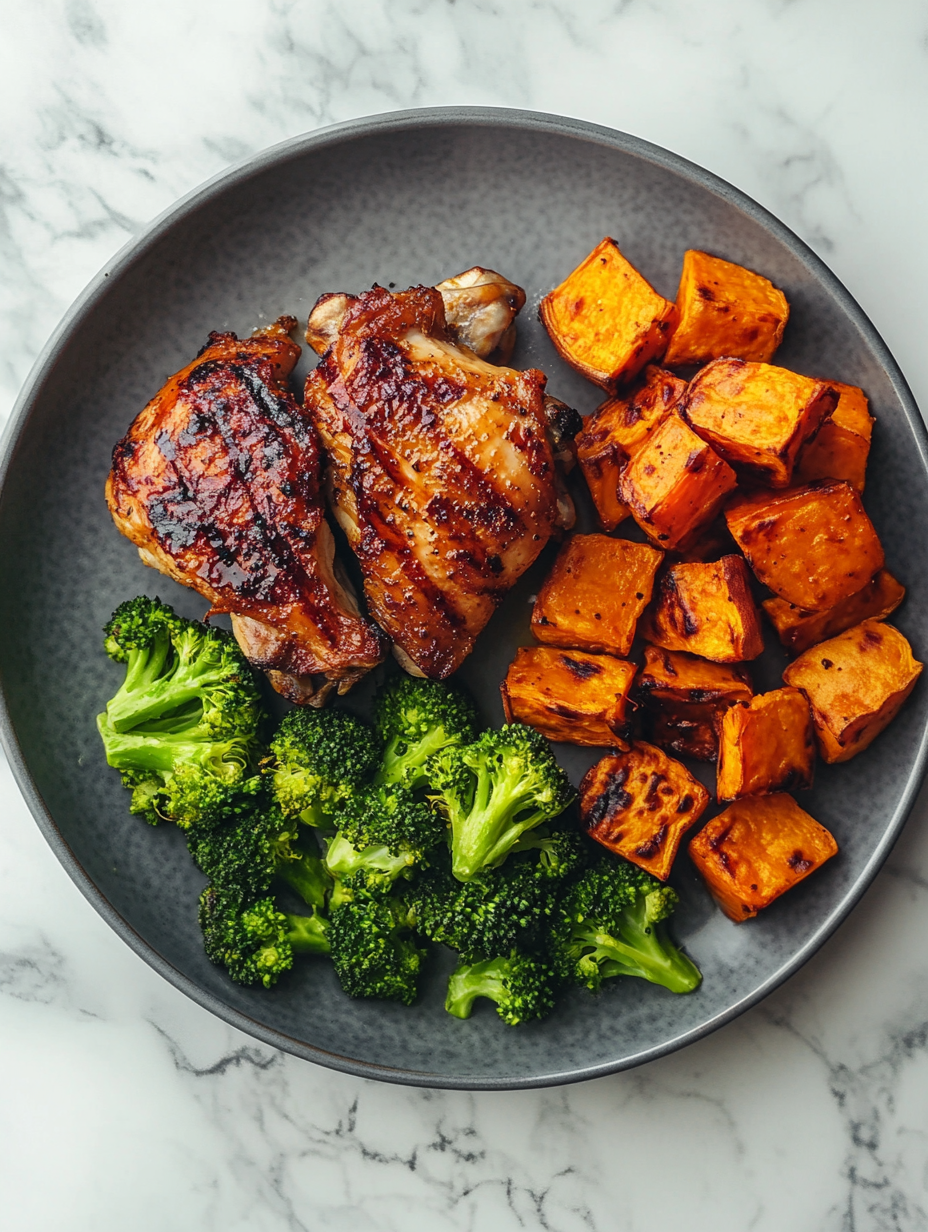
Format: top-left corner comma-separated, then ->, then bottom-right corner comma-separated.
198,890 -> 296,988
373,675 -> 480,789
98,597 -> 266,828
269,707 -> 381,826
337,783 -> 446,859
328,888 -> 425,1005
445,952 -> 556,1026
198,888 -> 330,988
548,856 -> 701,995
186,799 -> 332,910
407,828 -> 585,961
429,724 -> 574,882
102,596 -> 264,740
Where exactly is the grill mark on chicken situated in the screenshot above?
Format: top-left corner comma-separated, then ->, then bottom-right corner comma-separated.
106,322 -> 386,701
142,361 -> 314,604
303,285 -> 558,677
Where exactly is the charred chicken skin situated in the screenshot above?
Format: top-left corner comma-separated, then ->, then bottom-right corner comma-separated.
302,284 -> 560,679
106,318 -> 387,705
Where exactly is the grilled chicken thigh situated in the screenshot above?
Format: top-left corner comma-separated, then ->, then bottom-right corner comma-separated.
302,284 -> 561,678
106,318 -> 387,704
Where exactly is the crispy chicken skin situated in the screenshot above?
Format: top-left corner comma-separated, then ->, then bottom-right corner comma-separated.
105,317 -> 388,705
303,285 -> 560,678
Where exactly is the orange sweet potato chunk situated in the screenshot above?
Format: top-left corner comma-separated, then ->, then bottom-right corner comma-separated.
531,534 -> 662,656
540,238 -> 678,391
642,555 -> 764,663
579,742 -> 709,880
576,366 -> 687,531
763,568 -> 905,654
501,646 -> 636,748
716,687 -> 815,801
725,480 -> 885,611
795,381 -> 874,492
689,794 -> 838,922
636,645 -> 753,761
619,413 -> 738,550
782,619 -> 923,763
663,250 -> 790,367
682,359 -> 838,488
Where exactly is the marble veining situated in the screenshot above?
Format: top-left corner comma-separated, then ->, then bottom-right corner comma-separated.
3,1 -> 928,1229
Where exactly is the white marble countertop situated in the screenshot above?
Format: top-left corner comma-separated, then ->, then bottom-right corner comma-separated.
3,2 -> 928,1228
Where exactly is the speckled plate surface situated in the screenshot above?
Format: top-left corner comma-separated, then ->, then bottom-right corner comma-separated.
2,107 -> 927,1090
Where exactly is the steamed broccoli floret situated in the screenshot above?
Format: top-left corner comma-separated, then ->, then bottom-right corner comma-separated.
548,856 -> 701,995
373,676 -> 479,789
445,953 -> 556,1026
269,708 -> 380,826
97,597 -> 266,827
323,832 -> 420,890
198,889 -> 329,989
322,782 -> 446,891
187,799 -> 333,910
429,724 -> 574,881
407,827 -> 586,961
338,783 -> 446,859
328,888 -> 425,1005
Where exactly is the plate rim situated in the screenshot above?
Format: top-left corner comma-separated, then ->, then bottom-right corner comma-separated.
2,104 -> 927,1090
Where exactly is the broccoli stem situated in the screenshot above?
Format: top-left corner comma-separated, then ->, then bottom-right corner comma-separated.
324,832 -> 416,884
445,958 -> 510,1019
378,728 -> 453,788
277,849 -> 331,911
580,900 -> 701,994
285,912 -> 331,955
106,645 -> 234,733
97,721 -> 245,778
451,760 -> 551,881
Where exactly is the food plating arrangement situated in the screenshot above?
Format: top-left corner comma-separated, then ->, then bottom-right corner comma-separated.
96,239 -> 922,1027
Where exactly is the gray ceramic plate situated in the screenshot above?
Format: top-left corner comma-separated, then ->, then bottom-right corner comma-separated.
2,107 -> 927,1089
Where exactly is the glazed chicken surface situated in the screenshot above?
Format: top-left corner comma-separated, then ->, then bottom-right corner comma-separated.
302,284 -> 561,679
106,318 -> 387,704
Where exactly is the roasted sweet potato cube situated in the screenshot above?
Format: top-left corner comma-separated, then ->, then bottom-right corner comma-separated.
783,619 -> 923,763
619,413 -> 738,549
663,250 -> 790,367
576,366 -> 687,530
501,646 -> 636,747
689,794 -> 838,922
579,742 -> 709,880
642,556 -> 764,663
725,481 -> 885,611
682,359 -> 837,488
795,381 -> 874,492
637,645 -> 753,761
763,569 -> 905,653
540,238 -> 678,390
716,687 -> 815,800
531,534 -> 662,656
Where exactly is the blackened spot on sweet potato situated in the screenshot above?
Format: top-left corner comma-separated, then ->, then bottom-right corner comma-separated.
709,824 -> 734,851
561,655 -> 603,680
677,794 -> 694,813
788,851 -> 814,873
635,825 -> 668,858
644,772 -> 666,811
585,767 -> 632,827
